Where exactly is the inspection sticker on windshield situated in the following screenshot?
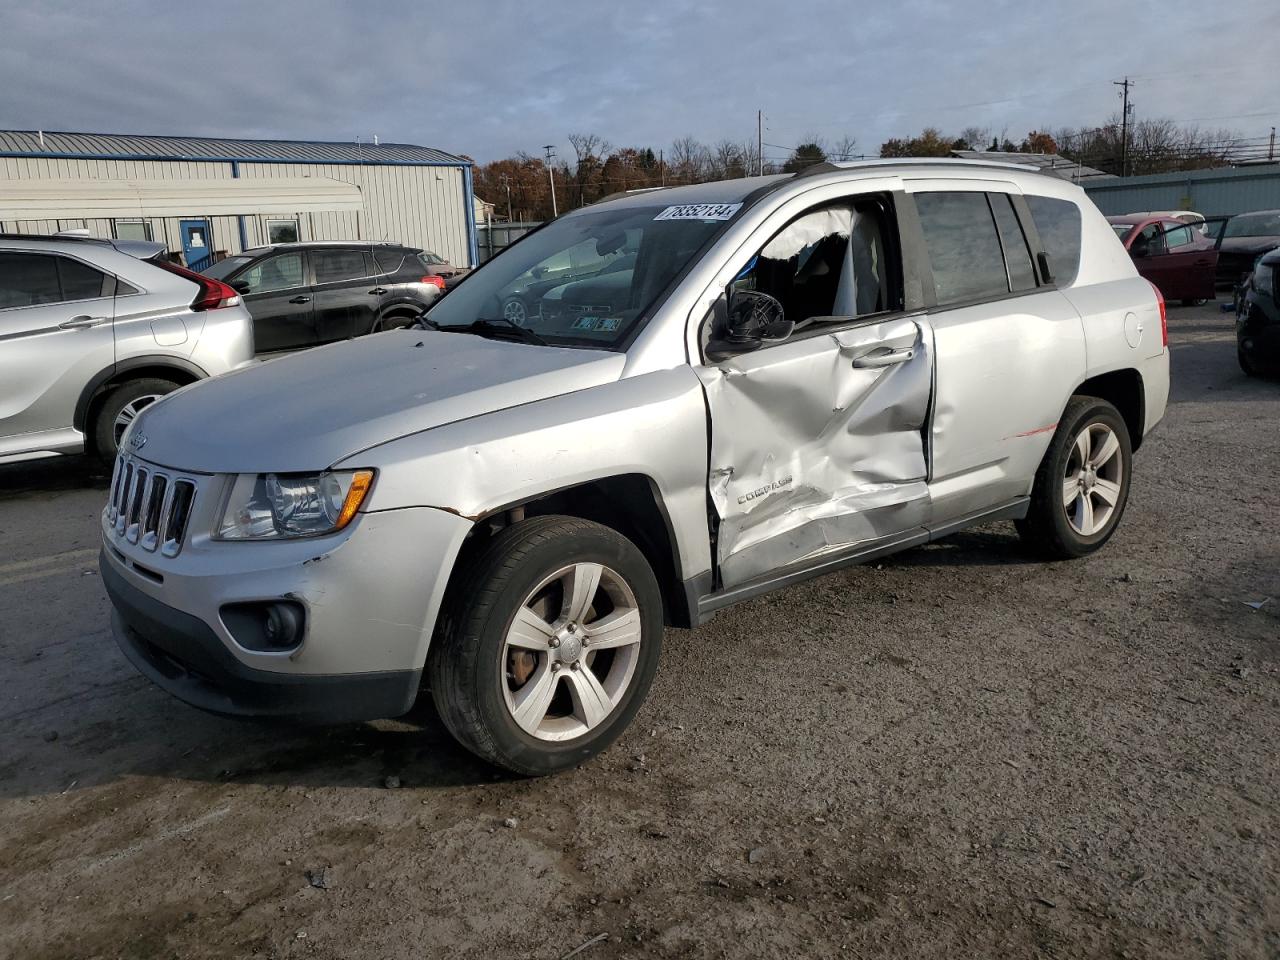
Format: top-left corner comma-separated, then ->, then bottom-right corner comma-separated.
654,203 -> 742,222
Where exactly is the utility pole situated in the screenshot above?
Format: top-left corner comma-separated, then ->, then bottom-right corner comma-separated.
542,145 -> 558,217
659,149 -> 665,186
1113,77 -> 1134,177
1270,127 -> 1276,162
757,110 -> 764,176
500,174 -> 512,222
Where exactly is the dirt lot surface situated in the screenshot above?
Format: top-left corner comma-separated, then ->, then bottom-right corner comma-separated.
1,304 -> 1277,959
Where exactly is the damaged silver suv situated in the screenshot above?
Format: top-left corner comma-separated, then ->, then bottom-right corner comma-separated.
102,160 -> 1169,775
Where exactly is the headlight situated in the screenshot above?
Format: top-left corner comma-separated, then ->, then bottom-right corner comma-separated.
217,470 -> 374,540
1255,263 -> 1274,300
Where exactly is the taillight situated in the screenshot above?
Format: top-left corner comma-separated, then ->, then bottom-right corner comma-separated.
154,259 -> 242,311
421,275 -> 446,289
1148,281 -> 1168,347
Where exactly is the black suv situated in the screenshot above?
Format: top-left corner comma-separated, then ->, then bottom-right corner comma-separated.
203,242 -> 459,353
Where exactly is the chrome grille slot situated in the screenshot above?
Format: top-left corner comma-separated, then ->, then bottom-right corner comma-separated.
125,467 -> 149,543
163,481 -> 196,557
107,454 -> 199,557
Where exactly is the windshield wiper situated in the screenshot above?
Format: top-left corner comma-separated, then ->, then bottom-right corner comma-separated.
409,312 -> 440,331
462,317 -> 550,346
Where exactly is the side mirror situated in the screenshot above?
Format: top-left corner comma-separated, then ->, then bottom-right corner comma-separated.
231,279 -> 251,294
705,289 -> 793,361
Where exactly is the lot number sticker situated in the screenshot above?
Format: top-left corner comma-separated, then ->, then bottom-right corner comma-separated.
654,203 -> 742,221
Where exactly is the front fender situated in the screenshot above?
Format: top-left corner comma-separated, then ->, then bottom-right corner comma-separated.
341,367 -> 713,581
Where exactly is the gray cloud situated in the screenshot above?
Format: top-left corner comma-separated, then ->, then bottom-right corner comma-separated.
1,0 -> 1276,163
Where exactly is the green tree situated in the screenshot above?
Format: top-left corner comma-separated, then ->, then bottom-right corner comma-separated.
783,142 -> 827,172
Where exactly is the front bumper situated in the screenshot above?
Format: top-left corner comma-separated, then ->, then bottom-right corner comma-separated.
101,487 -> 474,721
1237,301 -> 1280,371
105,553 -> 420,720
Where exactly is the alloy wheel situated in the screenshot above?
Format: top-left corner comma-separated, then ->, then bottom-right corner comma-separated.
113,395 -> 163,446
1062,421 -> 1124,536
501,562 -> 642,742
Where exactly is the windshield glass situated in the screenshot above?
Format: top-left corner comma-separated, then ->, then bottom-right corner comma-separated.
427,203 -> 736,347
1225,212 -> 1280,238
1111,224 -> 1132,240
202,256 -> 253,279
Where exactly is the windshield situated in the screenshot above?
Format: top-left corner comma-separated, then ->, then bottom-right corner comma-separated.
1224,212 -> 1280,239
426,203 -> 736,348
1111,224 -> 1132,240
203,256 -> 253,280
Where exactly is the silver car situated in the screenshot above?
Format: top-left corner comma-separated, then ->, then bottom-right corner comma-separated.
101,160 -> 1170,775
0,234 -> 254,466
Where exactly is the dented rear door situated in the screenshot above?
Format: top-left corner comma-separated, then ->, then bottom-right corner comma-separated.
695,315 -> 933,589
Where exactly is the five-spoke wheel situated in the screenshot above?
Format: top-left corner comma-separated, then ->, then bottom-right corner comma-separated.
502,562 -> 643,741
1017,396 -> 1132,558
430,517 -> 662,776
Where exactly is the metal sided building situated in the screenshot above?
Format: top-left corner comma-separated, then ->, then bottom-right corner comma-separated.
0,130 -> 478,269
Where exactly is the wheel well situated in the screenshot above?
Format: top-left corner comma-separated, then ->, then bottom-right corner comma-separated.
78,363 -> 200,450
1074,369 -> 1145,451
449,475 -> 693,628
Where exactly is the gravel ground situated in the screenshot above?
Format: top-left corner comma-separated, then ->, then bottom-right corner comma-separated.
1,303 -> 1277,959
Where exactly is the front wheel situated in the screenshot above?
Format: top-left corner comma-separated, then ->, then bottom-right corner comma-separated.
1016,396 -> 1132,559
429,516 -> 663,776
93,377 -> 180,464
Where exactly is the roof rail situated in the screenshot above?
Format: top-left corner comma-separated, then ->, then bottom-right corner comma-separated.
792,157 -> 1057,179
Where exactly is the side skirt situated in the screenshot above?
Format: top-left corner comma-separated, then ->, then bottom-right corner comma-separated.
688,497 -> 1029,625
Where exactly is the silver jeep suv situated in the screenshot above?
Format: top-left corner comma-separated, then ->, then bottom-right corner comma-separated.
0,234 -> 254,466
102,160 -> 1169,775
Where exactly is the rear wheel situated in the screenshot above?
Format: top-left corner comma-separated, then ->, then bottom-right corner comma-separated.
1016,396 -> 1132,559
429,516 -> 662,776
93,377 -> 180,464
371,310 -> 420,334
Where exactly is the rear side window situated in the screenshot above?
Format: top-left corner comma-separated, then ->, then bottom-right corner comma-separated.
312,249 -> 371,284
59,256 -> 114,300
0,252 -> 112,309
915,192 -> 1009,305
1163,224 -> 1194,249
1025,195 -> 1082,285
374,249 -> 406,274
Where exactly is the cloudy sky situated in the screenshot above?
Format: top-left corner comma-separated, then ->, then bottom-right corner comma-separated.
2,0 -> 1277,164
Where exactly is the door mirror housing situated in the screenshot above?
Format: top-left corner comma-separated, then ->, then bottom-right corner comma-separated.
230,279 -> 251,294
705,289 -> 793,361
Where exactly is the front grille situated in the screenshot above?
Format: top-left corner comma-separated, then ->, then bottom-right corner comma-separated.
106,454 -> 198,557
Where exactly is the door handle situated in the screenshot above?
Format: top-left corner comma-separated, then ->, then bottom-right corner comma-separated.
289,296 -> 311,304
368,287 -> 388,295
852,347 -> 914,368
58,315 -> 107,329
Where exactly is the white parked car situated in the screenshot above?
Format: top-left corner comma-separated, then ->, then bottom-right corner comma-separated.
101,160 -> 1169,775
0,234 -> 254,465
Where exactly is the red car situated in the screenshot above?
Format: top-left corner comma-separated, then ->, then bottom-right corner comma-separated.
1108,215 -> 1218,305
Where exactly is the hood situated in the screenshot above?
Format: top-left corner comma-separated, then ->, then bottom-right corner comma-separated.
1220,235 -> 1280,255
132,330 -> 627,473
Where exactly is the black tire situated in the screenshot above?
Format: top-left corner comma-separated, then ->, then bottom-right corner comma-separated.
372,309 -> 420,334
92,377 -> 180,464
1238,345 -> 1258,377
429,516 -> 663,776
1015,396 -> 1133,560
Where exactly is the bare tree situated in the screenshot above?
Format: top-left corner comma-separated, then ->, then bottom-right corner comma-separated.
830,135 -> 859,161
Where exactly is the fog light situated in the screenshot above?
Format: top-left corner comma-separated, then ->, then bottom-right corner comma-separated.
264,603 -> 304,648
222,600 -> 306,651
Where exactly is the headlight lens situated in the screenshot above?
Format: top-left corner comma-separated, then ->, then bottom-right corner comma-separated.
217,470 -> 374,540
1255,262 -> 1274,300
